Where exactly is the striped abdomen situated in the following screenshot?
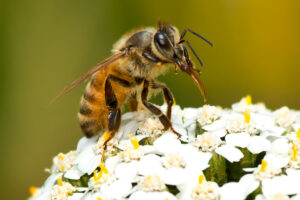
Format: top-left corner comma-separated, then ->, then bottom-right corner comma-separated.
78,70 -> 108,138
77,65 -> 133,138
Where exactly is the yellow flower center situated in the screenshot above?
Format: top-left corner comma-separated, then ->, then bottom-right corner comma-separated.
57,176 -> 63,186
93,170 -> 103,182
29,186 -> 37,196
244,110 -> 250,124
97,197 -> 103,200
260,159 -> 267,172
58,154 -> 64,160
129,134 -> 139,149
292,144 -> 298,161
198,175 -> 204,184
100,162 -> 109,174
246,95 -> 252,105
296,128 -> 300,139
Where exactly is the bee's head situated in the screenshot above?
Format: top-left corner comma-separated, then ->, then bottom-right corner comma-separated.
153,22 -> 184,63
153,22 -> 213,102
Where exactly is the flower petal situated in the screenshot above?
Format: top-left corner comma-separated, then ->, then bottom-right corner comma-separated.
239,174 -> 259,196
248,136 -> 271,154
101,179 -> 132,199
220,182 -> 246,200
153,133 -> 181,154
225,133 -> 251,148
216,145 -> 244,162
115,161 -> 138,181
269,138 -> 289,156
67,193 -> 85,200
202,118 -> 226,131
64,166 -> 84,180
105,156 -> 119,173
76,136 -> 98,153
162,168 -> 187,185
75,145 -> 101,174
138,154 -> 164,176
129,191 -> 177,200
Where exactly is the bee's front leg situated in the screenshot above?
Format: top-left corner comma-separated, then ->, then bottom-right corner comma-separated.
142,80 -> 181,138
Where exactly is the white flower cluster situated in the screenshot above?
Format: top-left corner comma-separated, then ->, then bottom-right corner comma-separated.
29,97 -> 300,200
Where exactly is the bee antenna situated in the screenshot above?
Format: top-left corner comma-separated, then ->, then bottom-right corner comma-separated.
182,40 -> 203,67
180,28 -> 213,47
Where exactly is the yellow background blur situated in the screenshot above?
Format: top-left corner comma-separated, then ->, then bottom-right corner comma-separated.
0,0 -> 299,199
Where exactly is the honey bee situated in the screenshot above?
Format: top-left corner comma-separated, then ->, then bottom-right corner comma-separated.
53,22 -> 212,157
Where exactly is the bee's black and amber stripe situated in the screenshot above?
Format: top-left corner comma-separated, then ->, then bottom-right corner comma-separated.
78,61 -> 134,138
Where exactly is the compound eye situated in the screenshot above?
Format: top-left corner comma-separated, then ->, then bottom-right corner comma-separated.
154,33 -> 171,49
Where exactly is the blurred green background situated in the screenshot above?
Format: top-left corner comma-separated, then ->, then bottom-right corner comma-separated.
0,0 -> 299,199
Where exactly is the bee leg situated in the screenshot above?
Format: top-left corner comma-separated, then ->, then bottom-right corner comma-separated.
142,80 -> 181,138
151,81 -> 174,120
100,109 -> 120,162
100,75 -> 127,161
101,74 -> 136,161
129,93 -> 138,111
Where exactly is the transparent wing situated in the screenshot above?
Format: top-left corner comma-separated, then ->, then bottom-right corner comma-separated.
51,51 -> 126,103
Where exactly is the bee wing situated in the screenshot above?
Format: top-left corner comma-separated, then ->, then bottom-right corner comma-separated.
51,51 -> 126,104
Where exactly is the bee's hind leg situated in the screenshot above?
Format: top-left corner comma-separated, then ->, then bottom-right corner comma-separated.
100,109 -> 120,162
100,74 -> 136,161
142,80 -> 181,138
129,93 -> 138,111
100,75 -> 124,162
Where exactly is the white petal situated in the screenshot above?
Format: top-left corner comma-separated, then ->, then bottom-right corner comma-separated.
39,173 -> 63,200
162,168 -> 187,185
153,132 -> 181,154
64,165 -> 84,180
183,107 -> 198,127
251,113 -> 275,130
269,138 -> 289,156
239,174 -> 259,196
216,145 -> 244,162
264,154 -> 289,169
115,161 -> 138,181
138,154 -> 164,176
202,118 -> 226,131
105,156 -> 119,173
173,124 -> 187,137
102,179 -> 132,199
255,194 -> 266,200
76,136 -> 98,152
210,128 -> 227,138
248,136 -> 271,154
75,145 -> 101,174
185,123 -> 196,139
292,194 -> 300,200
68,193 -> 85,200
225,133 -> 251,148
262,176 -> 290,197
142,145 -> 159,154
267,126 -> 286,136
220,182 -> 246,200
116,120 -> 140,140
183,149 -> 212,172
292,123 -> 300,132
243,167 -> 256,172
285,169 -> 300,195
129,191 -> 177,200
